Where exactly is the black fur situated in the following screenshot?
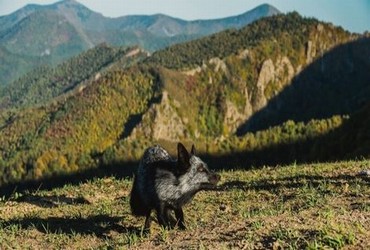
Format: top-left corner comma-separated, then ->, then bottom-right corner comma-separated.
129,143 -> 220,231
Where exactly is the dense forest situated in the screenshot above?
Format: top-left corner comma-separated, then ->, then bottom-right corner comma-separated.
146,12 -> 351,70
0,46 -> 50,88
0,12 -> 368,187
0,44 -> 147,109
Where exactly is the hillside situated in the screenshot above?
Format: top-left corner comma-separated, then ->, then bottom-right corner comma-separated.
0,0 -> 279,86
0,44 -> 148,109
138,12 -> 361,138
237,36 -> 370,134
0,13 -> 368,187
313,102 -> 370,160
0,46 -> 50,87
0,160 -> 369,249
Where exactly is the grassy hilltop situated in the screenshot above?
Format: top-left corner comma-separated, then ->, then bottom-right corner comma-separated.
0,160 -> 369,249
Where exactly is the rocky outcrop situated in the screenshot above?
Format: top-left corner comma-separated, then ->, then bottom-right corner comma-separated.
129,91 -> 188,141
306,40 -> 315,64
252,56 -> 295,112
224,88 -> 253,133
209,57 -> 228,74
151,91 -> 187,140
306,24 -> 325,64
237,49 -> 251,60
183,66 -> 202,76
253,59 -> 274,111
275,56 -> 295,88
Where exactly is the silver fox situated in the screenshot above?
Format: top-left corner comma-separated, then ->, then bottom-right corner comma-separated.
130,143 -> 220,230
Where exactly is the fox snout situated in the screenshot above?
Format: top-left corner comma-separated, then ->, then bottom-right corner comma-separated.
210,172 -> 221,185
201,171 -> 220,190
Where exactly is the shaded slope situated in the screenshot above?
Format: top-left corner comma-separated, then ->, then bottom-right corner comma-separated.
314,102 -> 370,160
208,102 -> 370,168
237,37 -> 370,134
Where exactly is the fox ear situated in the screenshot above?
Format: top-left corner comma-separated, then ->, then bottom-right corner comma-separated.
190,144 -> 196,155
177,143 -> 190,168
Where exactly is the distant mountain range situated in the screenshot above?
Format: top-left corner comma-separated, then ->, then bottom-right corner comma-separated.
0,0 -> 280,86
0,12 -> 369,186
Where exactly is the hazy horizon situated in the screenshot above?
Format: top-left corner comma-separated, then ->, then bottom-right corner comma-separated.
0,0 -> 369,33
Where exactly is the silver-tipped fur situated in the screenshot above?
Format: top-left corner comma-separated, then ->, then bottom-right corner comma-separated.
130,143 -> 220,230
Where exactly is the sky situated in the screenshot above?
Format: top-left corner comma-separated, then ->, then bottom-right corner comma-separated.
0,0 -> 369,33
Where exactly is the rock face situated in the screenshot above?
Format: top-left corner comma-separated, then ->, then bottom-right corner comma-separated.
224,88 -> 253,133
306,40 -> 315,64
130,91 -> 188,141
275,56 -> 295,87
253,59 -> 274,111
252,56 -> 294,112
306,24 -> 325,64
151,91 -> 187,140
183,66 -> 202,76
237,49 -> 251,60
209,57 -> 228,74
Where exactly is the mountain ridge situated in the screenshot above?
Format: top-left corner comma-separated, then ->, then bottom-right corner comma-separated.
0,12 -> 368,186
0,0 -> 280,86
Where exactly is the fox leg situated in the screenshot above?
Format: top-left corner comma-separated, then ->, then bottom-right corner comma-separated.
156,204 -> 171,228
144,210 -> 152,231
175,208 -> 186,230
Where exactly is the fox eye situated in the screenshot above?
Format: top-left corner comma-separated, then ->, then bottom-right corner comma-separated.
197,164 -> 205,172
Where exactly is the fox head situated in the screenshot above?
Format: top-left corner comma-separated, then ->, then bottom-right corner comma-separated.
177,143 -> 220,191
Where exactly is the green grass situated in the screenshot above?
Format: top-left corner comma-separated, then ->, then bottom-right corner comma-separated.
0,160 -> 369,249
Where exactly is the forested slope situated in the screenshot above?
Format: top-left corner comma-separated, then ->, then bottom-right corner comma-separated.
0,13 -> 368,187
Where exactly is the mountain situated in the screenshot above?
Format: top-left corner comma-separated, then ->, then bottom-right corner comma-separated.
0,0 -> 280,86
0,46 -> 50,87
0,12 -> 368,187
236,36 -> 370,134
0,44 -> 148,109
111,3 -> 280,37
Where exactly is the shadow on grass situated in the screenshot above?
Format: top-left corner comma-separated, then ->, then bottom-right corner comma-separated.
2,215 -> 142,239
1,143 -> 368,199
218,173 -> 370,192
15,194 -> 91,208
0,160 -> 138,198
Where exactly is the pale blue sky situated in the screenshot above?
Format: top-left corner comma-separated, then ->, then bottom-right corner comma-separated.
0,0 -> 369,33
